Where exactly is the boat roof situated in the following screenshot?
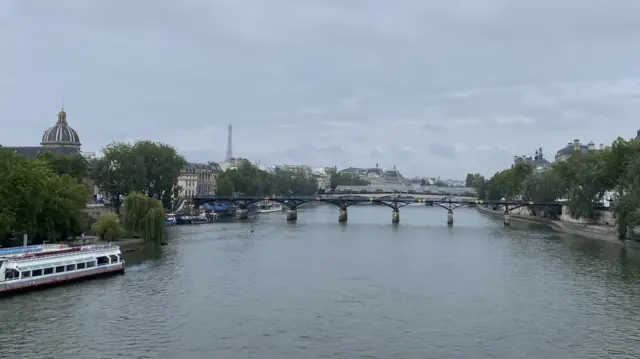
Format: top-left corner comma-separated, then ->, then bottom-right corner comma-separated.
0,244 -> 71,257
2,245 -> 120,263
14,256 -> 98,271
0,245 -> 45,256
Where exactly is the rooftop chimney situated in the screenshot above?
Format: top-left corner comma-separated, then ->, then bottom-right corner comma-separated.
599,143 -> 604,150
587,142 -> 595,151
567,142 -> 573,147
573,139 -> 580,150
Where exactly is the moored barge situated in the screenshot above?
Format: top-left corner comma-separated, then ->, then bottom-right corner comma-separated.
0,243 -> 125,295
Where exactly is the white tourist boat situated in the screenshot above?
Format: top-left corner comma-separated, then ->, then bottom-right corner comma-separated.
258,202 -> 283,213
0,243 -> 125,295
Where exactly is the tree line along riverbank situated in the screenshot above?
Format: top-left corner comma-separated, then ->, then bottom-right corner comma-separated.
473,205 -> 639,246
2,140 -> 361,248
0,141 -> 184,247
465,136 -> 640,240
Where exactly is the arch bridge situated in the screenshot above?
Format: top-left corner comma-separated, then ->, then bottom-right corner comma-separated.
190,194 -> 562,225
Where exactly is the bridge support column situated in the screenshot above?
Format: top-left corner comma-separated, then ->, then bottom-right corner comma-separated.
286,209 -> 298,222
391,209 -> 400,223
338,208 -> 347,222
504,208 -> 511,226
447,210 -> 454,226
236,208 -> 249,220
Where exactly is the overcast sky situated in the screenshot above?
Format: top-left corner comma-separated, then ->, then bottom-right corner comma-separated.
2,0 -> 640,178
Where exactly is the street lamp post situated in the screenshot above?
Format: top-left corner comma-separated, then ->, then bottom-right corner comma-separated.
111,194 -> 122,214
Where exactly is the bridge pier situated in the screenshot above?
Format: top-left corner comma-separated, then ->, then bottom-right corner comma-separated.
286,209 -> 298,222
338,207 -> 348,222
391,209 -> 400,223
236,208 -> 249,220
447,210 -> 454,226
504,208 -> 511,226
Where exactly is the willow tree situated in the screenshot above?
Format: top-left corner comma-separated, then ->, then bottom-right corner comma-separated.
122,192 -> 165,243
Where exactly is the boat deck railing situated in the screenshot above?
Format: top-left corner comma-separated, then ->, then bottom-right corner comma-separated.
0,244 -> 71,257
7,245 -> 121,262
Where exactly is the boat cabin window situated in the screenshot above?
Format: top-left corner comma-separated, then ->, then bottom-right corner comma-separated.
77,263 -> 86,269
22,271 -> 31,278
43,267 -> 54,275
97,256 -> 109,266
32,269 -> 43,277
55,266 -> 65,273
5,268 -> 20,280
109,255 -> 119,263
86,261 -> 96,268
66,264 -> 75,271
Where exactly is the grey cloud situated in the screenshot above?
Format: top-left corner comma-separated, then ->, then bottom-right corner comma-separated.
428,143 -> 457,160
2,0 -> 640,179
421,123 -> 448,133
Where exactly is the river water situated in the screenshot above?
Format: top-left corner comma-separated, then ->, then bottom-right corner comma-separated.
2,204 -> 640,358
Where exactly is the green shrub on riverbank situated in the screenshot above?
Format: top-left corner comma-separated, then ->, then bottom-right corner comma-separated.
91,213 -> 125,241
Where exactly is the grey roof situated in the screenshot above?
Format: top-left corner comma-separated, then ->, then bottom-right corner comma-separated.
533,157 -> 550,166
339,167 -> 363,174
41,109 -> 81,147
555,142 -> 596,158
0,146 -> 81,160
384,170 -> 401,177
185,161 -> 222,173
365,168 -> 383,176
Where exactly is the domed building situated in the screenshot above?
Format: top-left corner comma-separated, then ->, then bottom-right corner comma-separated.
0,108 -> 82,159
41,108 -> 81,149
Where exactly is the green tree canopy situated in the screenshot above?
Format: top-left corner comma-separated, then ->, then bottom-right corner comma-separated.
466,173 -> 487,199
0,149 -> 89,244
91,141 -> 186,209
36,151 -> 88,182
322,167 -> 367,190
216,161 -> 319,196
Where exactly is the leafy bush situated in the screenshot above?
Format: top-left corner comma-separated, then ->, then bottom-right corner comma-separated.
91,214 -> 125,241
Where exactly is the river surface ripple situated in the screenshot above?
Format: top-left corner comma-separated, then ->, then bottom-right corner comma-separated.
2,205 -> 640,359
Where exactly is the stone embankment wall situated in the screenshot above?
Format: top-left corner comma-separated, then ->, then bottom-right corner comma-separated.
476,205 -> 622,243
500,204 -> 616,226
559,207 -> 616,226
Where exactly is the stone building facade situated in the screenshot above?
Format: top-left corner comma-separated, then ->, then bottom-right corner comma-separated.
182,162 -> 222,196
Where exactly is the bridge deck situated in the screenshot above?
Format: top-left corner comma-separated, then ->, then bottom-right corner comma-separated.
191,195 -> 561,207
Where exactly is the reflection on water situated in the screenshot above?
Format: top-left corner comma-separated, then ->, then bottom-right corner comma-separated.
1,205 -> 640,359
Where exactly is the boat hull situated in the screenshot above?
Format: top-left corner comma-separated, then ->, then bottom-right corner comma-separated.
0,264 -> 125,297
258,208 -> 283,213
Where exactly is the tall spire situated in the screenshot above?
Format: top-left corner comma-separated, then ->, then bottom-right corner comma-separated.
225,122 -> 233,162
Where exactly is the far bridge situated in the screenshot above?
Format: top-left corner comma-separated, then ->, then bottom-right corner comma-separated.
191,194 -> 562,226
